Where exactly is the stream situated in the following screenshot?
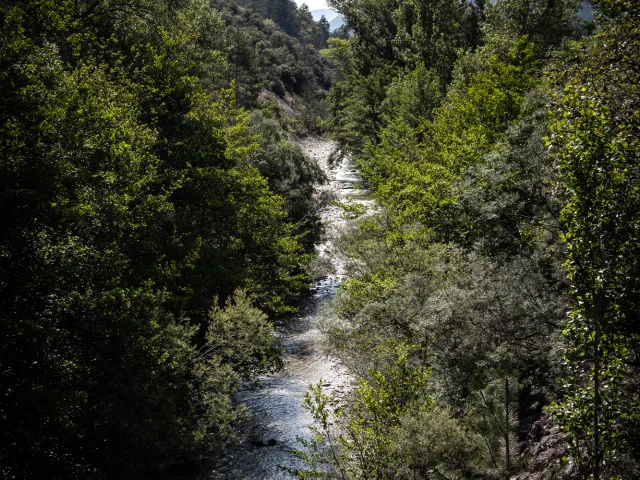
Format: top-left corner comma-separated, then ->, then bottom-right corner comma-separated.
207,137 -> 371,479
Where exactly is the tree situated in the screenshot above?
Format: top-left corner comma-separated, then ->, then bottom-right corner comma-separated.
483,0 -> 582,56
0,40 -> 191,477
548,0 -> 640,476
318,15 -> 331,47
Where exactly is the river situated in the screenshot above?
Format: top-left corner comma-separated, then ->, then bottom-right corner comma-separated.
207,137 -> 371,479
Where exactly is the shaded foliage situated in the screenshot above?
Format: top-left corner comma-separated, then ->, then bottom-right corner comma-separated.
548,0 -> 640,476
0,0 -> 328,477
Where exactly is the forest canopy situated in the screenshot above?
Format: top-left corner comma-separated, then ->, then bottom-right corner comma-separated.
0,0 -> 333,477
2,0 -> 639,478
290,0 -> 640,479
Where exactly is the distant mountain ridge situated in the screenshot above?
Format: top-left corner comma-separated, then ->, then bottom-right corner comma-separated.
329,14 -> 344,31
311,8 -> 345,31
310,8 -> 337,21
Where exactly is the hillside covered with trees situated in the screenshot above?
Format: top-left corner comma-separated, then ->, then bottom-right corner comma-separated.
291,0 -> 640,479
0,0 -> 334,477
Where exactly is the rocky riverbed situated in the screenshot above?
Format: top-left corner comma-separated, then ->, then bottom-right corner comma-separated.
206,137 -> 372,479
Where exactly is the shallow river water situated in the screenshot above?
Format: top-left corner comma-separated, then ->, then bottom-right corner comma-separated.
207,138 -> 371,479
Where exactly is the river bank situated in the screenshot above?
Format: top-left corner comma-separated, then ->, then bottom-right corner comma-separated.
206,136 -> 371,479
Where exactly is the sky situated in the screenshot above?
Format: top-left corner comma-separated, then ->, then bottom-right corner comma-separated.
294,0 -> 331,13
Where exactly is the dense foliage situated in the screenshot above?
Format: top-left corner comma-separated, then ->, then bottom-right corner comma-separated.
212,0 -> 335,129
548,1 -> 640,475
292,0 -> 640,478
0,0 -> 332,477
3,0 -> 638,477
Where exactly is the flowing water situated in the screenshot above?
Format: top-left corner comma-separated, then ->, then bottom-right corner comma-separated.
207,138 -> 371,479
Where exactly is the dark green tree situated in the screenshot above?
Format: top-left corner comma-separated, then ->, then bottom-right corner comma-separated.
0,0 -> 318,477
318,15 -> 331,46
549,1 -> 640,476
